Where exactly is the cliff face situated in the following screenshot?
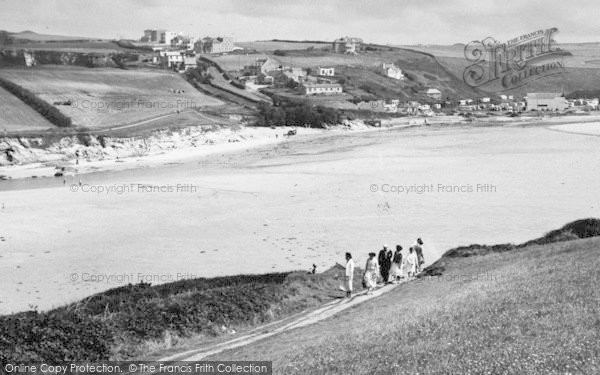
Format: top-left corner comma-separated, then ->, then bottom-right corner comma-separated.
0,126 -> 244,167
0,49 -> 138,68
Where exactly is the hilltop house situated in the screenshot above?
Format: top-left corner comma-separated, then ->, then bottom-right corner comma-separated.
526,93 -> 567,111
302,82 -> 343,95
379,63 -> 404,80
426,88 -> 442,100
333,36 -> 363,54
194,37 -> 234,54
317,67 -> 335,76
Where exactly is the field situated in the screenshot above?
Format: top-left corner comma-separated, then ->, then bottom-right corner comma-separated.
206,223 -> 600,374
237,40 -> 330,52
0,86 -> 55,132
0,66 -> 223,130
403,43 -> 600,98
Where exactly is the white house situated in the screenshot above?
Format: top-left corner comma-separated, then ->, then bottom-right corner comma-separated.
160,51 -> 185,68
380,63 -> 404,80
426,88 -> 442,100
317,67 -> 335,76
183,56 -> 197,71
480,97 -> 491,103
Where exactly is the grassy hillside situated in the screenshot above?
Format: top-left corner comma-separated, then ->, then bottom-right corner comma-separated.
0,86 -> 55,132
405,43 -> 600,98
213,44 -> 483,102
0,66 -> 223,129
0,268 -> 363,361
204,219 -> 600,374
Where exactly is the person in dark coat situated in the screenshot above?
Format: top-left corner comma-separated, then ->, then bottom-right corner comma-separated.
379,245 -> 391,284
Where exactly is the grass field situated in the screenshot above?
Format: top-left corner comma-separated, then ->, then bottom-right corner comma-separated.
0,86 -> 55,132
206,222 -> 600,374
0,66 -> 223,130
436,55 -> 600,98
237,41 -> 330,52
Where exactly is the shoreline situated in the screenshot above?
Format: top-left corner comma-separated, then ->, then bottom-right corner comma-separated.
1,113 -> 600,182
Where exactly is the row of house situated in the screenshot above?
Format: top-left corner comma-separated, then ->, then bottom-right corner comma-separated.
140,29 -> 236,54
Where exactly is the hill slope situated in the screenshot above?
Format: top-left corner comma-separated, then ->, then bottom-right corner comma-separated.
203,220 -> 600,374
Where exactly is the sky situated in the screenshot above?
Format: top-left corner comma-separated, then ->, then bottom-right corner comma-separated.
0,0 -> 599,45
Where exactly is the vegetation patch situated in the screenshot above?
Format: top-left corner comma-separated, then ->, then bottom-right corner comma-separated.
0,269 -> 362,361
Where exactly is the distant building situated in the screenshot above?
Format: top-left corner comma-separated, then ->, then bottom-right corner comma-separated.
163,31 -> 179,45
480,97 -> 491,103
379,63 -> 404,80
302,82 -> 343,95
526,93 -> 567,111
160,50 -> 185,68
317,67 -> 335,76
283,67 -> 307,83
194,37 -> 234,54
142,29 -> 166,43
426,88 -> 442,100
333,36 -> 363,54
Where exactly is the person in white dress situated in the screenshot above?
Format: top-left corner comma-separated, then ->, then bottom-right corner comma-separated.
344,252 -> 355,298
363,252 -> 379,294
406,247 -> 418,279
389,245 -> 403,283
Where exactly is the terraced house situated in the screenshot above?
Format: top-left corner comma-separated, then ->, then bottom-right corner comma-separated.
301,82 -> 343,95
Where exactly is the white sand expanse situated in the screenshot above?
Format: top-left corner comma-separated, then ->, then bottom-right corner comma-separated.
549,122 -> 600,136
0,121 -> 599,314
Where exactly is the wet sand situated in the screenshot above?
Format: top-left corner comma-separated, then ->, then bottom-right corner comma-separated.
0,122 -> 599,313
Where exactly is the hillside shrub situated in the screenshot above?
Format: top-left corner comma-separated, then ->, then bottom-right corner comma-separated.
255,101 -> 341,128
0,77 -> 72,127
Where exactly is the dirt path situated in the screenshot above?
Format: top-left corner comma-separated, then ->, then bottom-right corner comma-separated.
158,283 -> 400,361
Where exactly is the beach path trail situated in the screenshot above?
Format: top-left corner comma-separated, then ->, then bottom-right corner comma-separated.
158,283 -> 400,361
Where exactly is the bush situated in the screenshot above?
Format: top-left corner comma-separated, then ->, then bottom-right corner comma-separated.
0,310 -> 112,362
255,101 -> 341,128
0,77 -> 72,127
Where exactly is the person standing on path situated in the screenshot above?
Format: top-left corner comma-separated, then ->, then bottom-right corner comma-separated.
363,252 -> 379,295
390,245 -> 403,283
344,252 -> 355,298
406,247 -> 418,280
414,238 -> 425,273
378,245 -> 389,284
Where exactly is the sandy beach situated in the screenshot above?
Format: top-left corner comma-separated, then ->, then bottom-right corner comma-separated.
0,117 -> 599,314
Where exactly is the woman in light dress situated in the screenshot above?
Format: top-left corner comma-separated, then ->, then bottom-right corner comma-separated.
406,247 -> 418,279
389,245 -> 403,283
363,252 -> 379,294
344,252 -> 355,298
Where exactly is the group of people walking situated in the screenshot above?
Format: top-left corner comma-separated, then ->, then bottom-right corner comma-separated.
342,238 -> 425,298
